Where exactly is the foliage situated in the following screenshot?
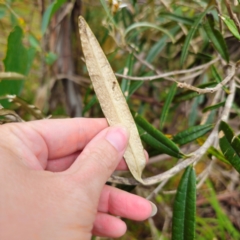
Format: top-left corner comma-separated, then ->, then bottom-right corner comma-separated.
1,0 -> 240,239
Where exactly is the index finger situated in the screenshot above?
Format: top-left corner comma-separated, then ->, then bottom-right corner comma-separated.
27,118 -> 108,159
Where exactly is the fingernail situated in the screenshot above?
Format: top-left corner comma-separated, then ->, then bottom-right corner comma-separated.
149,201 -> 158,217
105,127 -> 129,152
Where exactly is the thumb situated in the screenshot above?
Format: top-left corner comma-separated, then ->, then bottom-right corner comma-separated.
69,126 -> 129,193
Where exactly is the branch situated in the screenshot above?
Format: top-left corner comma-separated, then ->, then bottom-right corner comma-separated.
177,64 -> 236,94
115,58 -> 219,81
0,72 -> 26,80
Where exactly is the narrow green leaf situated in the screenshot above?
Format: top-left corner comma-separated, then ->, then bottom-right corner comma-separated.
160,12 -> 194,25
211,66 -> 229,93
220,14 -> 240,40
180,9 -> 209,66
207,146 -> 230,165
203,101 -> 225,113
121,53 -> 134,100
145,26 -> 179,66
0,6 -> 6,19
203,15 -> 229,62
132,111 -> 184,158
173,124 -> 213,146
125,22 -> 175,43
172,166 -> 196,240
1,26 -> 28,107
99,0 -> 117,27
219,121 -> 240,173
41,0 -> 67,34
45,52 -> 58,65
83,95 -> 98,116
160,83 -> 177,130
129,81 -> 143,97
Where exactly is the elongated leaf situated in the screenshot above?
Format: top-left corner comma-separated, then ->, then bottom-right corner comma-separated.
144,26 -> 179,69
132,111 -> 184,158
125,22 -> 175,43
173,124 -> 213,146
79,16 -> 146,184
180,9 -> 209,66
121,53 -> 134,100
83,95 -> 98,116
211,66 -> 229,93
1,26 -> 28,107
160,83 -> 177,130
219,121 -> 240,173
220,14 -> 240,40
172,166 -> 196,240
41,0 -> 67,34
160,12 -> 194,25
99,0 -> 117,27
207,146 -> 230,165
203,101 -> 225,113
203,16 -> 229,63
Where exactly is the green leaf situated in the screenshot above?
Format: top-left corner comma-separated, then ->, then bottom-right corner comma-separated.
180,9 -> 209,66
173,124 -> 213,146
160,83 -> 177,130
29,34 -> 41,51
0,6 -> 6,19
83,95 -> 98,116
145,26 -> 179,66
99,0 -> 117,27
125,22 -> 175,43
1,26 -> 28,107
203,15 -> 229,63
41,0 -> 67,34
207,146 -> 230,165
45,52 -> 58,65
172,166 -> 196,240
129,81 -> 143,97
220,14 -> 240,40
160,12 -> 194,25
203,101 -> 225,113
219,121 -> 240,173
211,66 -> 229,93
121,53 -> 134,100
132,111 -> 184,158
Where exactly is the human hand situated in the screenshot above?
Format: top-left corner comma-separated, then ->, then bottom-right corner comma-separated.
0,118 -> 156,240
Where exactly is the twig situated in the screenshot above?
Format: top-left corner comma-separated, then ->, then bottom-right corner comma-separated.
177,64 -> 235,94
115,58 -> 219,81
108,80 -> 236,185
0,72 -> 26,80
146,179 -> 168,200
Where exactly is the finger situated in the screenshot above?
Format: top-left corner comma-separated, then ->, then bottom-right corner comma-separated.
46,151 -> 81,172
92,212 -> 126,238
67,126 -> 129,195
98,185 -> 156,221
27,118 -> 108,159
47,153 -> 129,172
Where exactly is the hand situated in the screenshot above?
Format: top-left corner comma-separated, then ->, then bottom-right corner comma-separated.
0,118 -> 156,240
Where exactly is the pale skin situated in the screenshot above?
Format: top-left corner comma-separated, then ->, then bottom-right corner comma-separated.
0,118 -> 155,240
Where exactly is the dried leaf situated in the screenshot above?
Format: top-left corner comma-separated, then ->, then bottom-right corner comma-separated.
78,16 -> 146,184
